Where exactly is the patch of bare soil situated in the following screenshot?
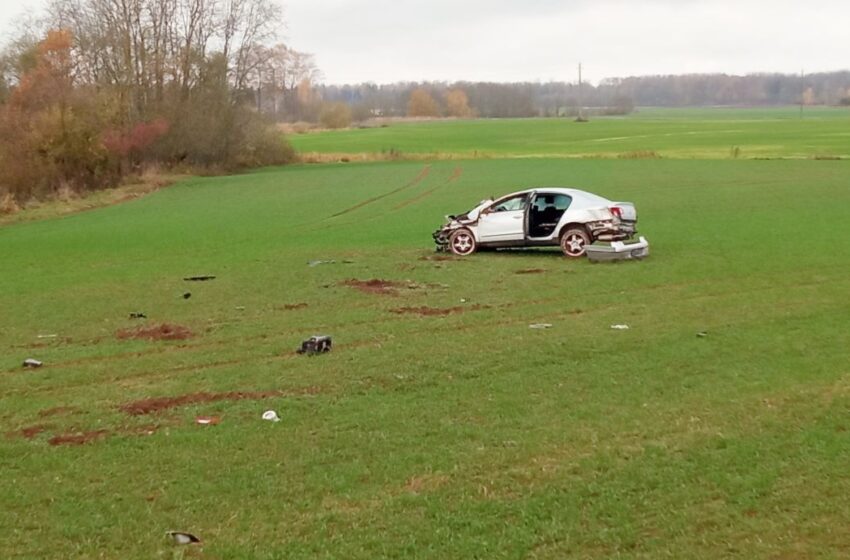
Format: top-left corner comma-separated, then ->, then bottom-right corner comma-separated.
116,323 -> 193,341
515,268 -> 546,275
281,303 -> 308,310
120,390 -> 281,415
16,424 -> 52,439
342,278 -> 405,295
49,429 -> 109,446
448,166 -> 464,182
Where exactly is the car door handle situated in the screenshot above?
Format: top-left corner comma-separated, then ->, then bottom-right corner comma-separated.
512,215 -> 522,219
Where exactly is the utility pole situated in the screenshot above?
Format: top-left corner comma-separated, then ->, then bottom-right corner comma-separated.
576,62 -> 587,122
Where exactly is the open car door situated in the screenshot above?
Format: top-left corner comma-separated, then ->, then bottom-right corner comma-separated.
477,193 -> 530,242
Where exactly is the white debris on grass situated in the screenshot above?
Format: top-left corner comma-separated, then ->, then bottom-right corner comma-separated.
610,324 -> 630,330
262,410 -> 281,422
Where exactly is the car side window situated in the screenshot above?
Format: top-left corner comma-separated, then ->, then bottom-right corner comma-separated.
552,194 -> 572,211
490,195 -> 527,213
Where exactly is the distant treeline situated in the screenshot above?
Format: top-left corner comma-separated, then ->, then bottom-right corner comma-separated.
308,72 -> 850,121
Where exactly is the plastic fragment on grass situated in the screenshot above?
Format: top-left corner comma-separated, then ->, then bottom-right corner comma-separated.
610,324 -> 630,330
697,331 -> 708,338
529,323 -> 553,329
22,358 -> 43,368
37,334 -> 57,339
167,531 -> 201,545
262,410 -> 280,422
183,275 -> 216,281
183,292 -> 192,299
129,312 -> 147,319
195,416 -> 220,425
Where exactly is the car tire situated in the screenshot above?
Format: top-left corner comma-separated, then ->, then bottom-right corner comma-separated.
448,228 -> 477,256
560,227 -> 590,258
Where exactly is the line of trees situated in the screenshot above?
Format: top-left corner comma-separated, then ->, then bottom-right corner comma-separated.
0,0 -> 322,206
306,72 -> 850,122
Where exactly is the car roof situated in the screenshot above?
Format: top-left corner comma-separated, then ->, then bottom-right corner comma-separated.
501,188 -> 612,205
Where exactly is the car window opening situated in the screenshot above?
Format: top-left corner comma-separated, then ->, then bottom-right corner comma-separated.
529,193 -> 571,237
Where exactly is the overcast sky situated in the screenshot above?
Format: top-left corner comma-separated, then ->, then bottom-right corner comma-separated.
2,0 -> 848,84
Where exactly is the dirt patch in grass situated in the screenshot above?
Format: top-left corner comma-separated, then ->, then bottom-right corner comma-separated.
14,424 -> 53,439
280,303 -> 308,310
342,278 -> 405,295
120,390 -> 280,415
515,268 -> 545,274
116,323 -> 193,341
119,386 -> 320,416
49,429 -> 109,446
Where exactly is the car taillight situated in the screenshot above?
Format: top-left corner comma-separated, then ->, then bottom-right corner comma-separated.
609,206 -> 622,219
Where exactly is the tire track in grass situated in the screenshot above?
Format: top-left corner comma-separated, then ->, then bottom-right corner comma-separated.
393,165 -> 463,210
329,165 -> 431,218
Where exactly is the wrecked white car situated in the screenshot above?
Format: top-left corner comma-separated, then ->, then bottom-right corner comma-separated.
433,188 -> 643,258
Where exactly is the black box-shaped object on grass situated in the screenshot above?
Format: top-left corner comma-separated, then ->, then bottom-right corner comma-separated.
297,335 -> 332,355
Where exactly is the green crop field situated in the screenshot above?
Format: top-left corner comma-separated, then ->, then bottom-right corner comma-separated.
291,106 -> 850,160
3,112 -> 850,558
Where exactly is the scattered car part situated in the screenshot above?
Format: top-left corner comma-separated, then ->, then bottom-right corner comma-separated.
262,410 -> 281,422
129,312 -> 147,319
296,335 -> 333,355
586,236 -> 650,262
529,323 -> 553,329
697,331 -> 709,338
167,531 -> 201,545
610,324 -> 630,330
433,188 -> 640,258
182,292 -> 192,299
195,416 -> 220,425
183,275 -> 216,281
22,358 -> 43,368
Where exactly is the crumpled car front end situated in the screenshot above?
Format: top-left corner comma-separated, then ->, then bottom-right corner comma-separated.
433,214 -> 469,252
432,201 -> 490,252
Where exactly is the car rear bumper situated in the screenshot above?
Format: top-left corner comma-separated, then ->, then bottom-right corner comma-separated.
586,236 -> 650,262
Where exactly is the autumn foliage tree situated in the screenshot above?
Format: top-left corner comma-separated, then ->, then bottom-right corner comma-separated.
445,89 -> 473,118
0,29 -> 113,202
407,88 -> 441,117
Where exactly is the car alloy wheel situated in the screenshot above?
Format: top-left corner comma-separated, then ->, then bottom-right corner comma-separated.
449,229 -> 477,256
560,227 -> 590,258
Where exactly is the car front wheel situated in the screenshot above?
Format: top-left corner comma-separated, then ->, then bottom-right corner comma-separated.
560,227 -> 590,258
449,228 -> 477,256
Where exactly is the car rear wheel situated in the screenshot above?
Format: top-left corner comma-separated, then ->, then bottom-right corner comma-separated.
449,229 -> 477,256
560,227 -> 590,258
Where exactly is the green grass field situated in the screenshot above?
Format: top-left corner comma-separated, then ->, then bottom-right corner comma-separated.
3,111 -> 850,558
291,106 -> 850,160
